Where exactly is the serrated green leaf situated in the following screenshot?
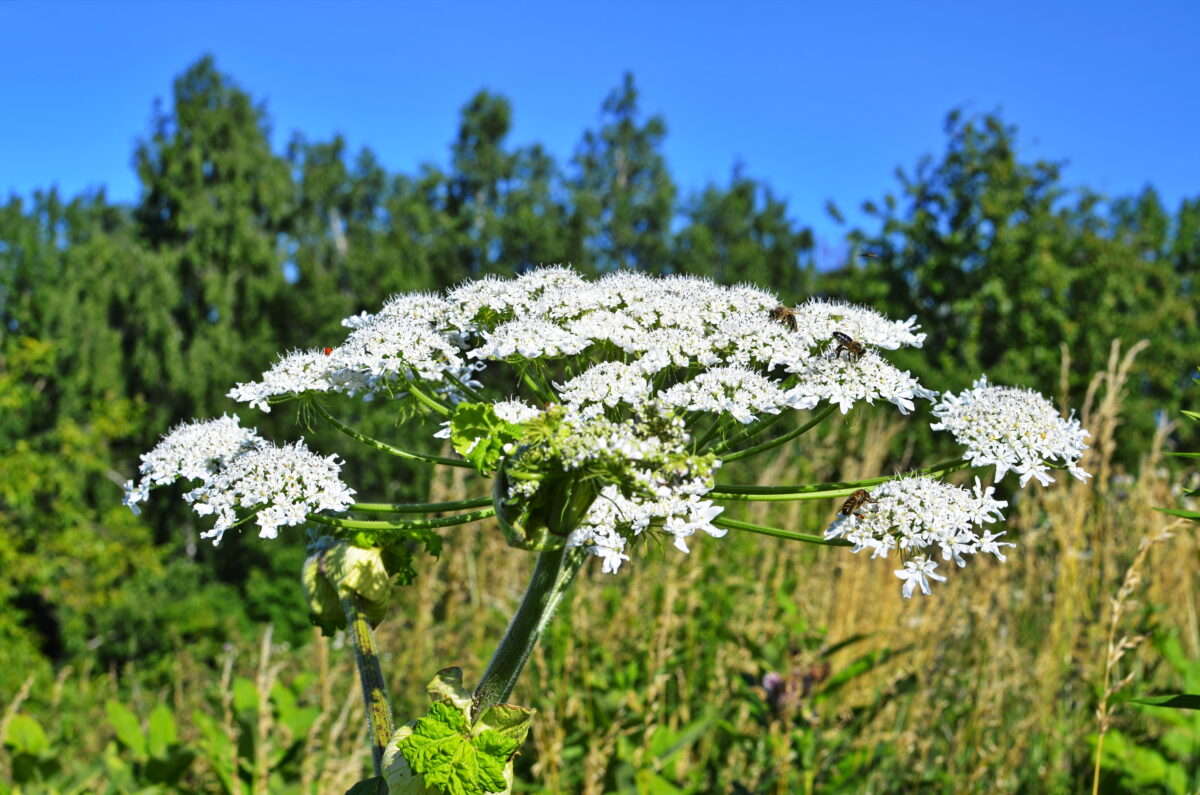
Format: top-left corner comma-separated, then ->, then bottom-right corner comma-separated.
449,403 -> 523,475
3,714 -> 49,755
1123,693 -> 1200,710
106,700 -> 147,760
397,702 -> 515,795
473,729 -> 517,760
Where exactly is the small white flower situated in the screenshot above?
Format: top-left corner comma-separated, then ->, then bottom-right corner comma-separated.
931,376 -> 1091,487
794,299 -> 927,350
227,348 -> 345,412
468,318 -> 590,360
660,366 -> 815,423
788,352 -> 937,415
895,556 -> 948,598
557,362 -> 651,417
492,398 -> 543,424
338,312 -> 465,384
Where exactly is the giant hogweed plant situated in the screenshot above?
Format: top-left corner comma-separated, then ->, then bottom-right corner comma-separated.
124,267 -> 1091,792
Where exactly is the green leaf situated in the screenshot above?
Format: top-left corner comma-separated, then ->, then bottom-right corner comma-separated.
233,676 -> 259,714
396,702 -> 515,795
1180,409 -> 1200,422
449,403 -> 524,475
192,710 -> 235,793
1152,507 -> 1200,521
147,703 -> 177,758
475,704 -> 535,748
1122,693 -> 1200,710
3,714 -> 49,755
106,700 -> 147,760
346,776 -> 390,795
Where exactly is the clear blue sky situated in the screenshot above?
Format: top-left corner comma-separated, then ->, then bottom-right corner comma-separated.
2,0 -> 1197,258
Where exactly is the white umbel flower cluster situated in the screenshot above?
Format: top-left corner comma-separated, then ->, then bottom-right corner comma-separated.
931,376 -> 1091,487
824,476 -> 1010,597
569,484 -> 725,574
227,266 -> 933,425
123,416 -> 354,543
123,415 -> 262,513
660,366 -> 816,423
555,362 -> 651,418
186,441 -> 356,545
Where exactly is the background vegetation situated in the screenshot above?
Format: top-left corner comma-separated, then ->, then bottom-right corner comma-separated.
2,57 -> 1197,792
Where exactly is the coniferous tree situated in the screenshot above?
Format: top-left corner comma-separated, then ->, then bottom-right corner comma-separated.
133,56 -> 295,420
570,73 -> 676,273
675,165 -> 815,294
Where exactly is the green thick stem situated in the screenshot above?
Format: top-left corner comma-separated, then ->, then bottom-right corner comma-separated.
311,401 -> 471,469
471,545 -> 587,720
343,594 -> 394,776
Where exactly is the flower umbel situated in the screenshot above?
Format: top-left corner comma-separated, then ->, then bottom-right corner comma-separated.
186,440 -> 355,545
931,375 -> 1091,487
824,476 -> 1009,597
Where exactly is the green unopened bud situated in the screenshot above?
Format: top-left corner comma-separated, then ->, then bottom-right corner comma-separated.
383,667 -> 534,795
302,539 -> 391,635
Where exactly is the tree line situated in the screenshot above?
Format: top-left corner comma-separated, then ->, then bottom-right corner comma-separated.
1,56 -> 1196,688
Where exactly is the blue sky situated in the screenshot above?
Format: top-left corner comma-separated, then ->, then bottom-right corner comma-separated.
2,0 -> 1197,257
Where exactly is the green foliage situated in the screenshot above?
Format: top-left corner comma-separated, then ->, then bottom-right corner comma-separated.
398,702 -> 513,795
837,111 -> 1197,465
448,402 -> 525,476
1095,633 -> 1200,794
386,668 -> 533,795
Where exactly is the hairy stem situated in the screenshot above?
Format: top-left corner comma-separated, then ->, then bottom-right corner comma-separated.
349,497 -> 493,514
471,545 -> 588,720
311,400 -> 472,469
343,594 -> 394,776
720,404 -> 838,462
308,508 -> 495,533
710,458 -> 970,499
